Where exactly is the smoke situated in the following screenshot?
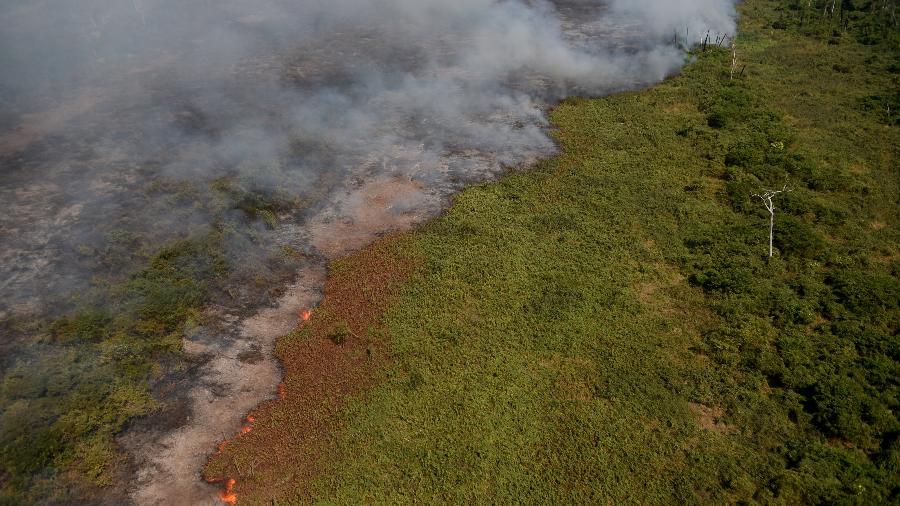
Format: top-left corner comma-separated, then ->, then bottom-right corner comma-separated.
1,0 -> 741,501
0,0 -> 745,374
607,0 -> 738,41
0,0 -> 739,317
0,1 -> 739,319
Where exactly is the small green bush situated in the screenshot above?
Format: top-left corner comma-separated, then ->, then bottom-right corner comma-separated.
774,216 -> 826,259
328,321 -> 351,345
725,142 -> 764,168
707,109 -> 729,129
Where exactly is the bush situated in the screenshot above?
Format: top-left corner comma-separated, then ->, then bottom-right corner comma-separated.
807,167 -> 849,192
774,216 -> 826,259
725,142 -> 764,168
809,375 -> 872,444
768,288 -> 816,326
50,310 -> 112,343
828,269 -> 900,319
689,263 -> 755,293
328,321 -> 351,345
707,109 -> 729,129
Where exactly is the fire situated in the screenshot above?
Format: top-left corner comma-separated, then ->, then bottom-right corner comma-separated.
299,309 -> 311,321
239,414 -> 256,435
278,383 -> 286,400
218,478 -> 237,505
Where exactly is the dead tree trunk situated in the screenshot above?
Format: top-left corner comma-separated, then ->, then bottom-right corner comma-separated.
752,185 -> 792,257
730,41 -> 737,80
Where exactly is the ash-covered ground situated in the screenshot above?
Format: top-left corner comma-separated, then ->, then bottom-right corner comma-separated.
0,1 -> 736,503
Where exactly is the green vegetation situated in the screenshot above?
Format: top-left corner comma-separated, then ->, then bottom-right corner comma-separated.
0,238 -> 224,502
0,179 -> 301,503
328,321 -> 352,345
294,1 -> 897,503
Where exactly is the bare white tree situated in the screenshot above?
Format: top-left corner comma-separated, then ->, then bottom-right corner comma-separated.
752,184 -> 792,257
730,41 -> 737,80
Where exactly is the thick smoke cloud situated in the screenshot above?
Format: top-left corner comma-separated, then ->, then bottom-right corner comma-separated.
0,0 -> 737,313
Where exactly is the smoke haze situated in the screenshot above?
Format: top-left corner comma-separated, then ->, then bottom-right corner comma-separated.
0,0 -> 737,317
0,0 -> 738,503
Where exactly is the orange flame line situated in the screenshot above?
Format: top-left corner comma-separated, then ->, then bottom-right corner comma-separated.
218,478 -> 237,505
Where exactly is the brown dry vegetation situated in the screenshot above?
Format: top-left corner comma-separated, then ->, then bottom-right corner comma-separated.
203,234 -> 419,503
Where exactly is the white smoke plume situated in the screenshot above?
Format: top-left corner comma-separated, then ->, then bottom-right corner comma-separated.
0,0 -> 739,317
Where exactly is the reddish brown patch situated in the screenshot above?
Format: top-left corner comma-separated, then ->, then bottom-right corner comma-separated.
203,234 -> 418,503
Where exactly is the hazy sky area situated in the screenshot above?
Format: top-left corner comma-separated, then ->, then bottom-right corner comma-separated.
0,0 -> 738,318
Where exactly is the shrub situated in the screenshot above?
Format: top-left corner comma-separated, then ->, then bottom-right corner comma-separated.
809,375 -> 873,445
768,288 -> 816,326
724,180 -> 755,212
806,166 -> 849,192
328,321 -> 351,345
828,269 -> 900,318
725,142 -> 764,168
50,311 -> 112,343
689,263 -> 755,293
773,216 -> 826,259
707,109 -> 729,129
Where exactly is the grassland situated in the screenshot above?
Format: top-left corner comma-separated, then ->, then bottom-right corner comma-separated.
207,1 -> 899,504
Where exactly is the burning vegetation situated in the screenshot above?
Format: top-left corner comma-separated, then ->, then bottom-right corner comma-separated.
203,234 -> 420,502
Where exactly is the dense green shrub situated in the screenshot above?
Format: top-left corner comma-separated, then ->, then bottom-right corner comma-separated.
50,310 -> 113,343
724,141 -> 763,168
828,269 -> 900,318
774,215 -> 826,259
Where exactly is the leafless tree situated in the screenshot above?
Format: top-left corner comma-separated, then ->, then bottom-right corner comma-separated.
730,41 -> 737,80
752,184 -> 792,257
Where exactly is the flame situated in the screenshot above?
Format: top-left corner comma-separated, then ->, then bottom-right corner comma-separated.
238,414 -> 256,435
278,383 -> 286,400
299,309 -> 311,322
218,478 -> 237,505
216,440 -> 228,452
